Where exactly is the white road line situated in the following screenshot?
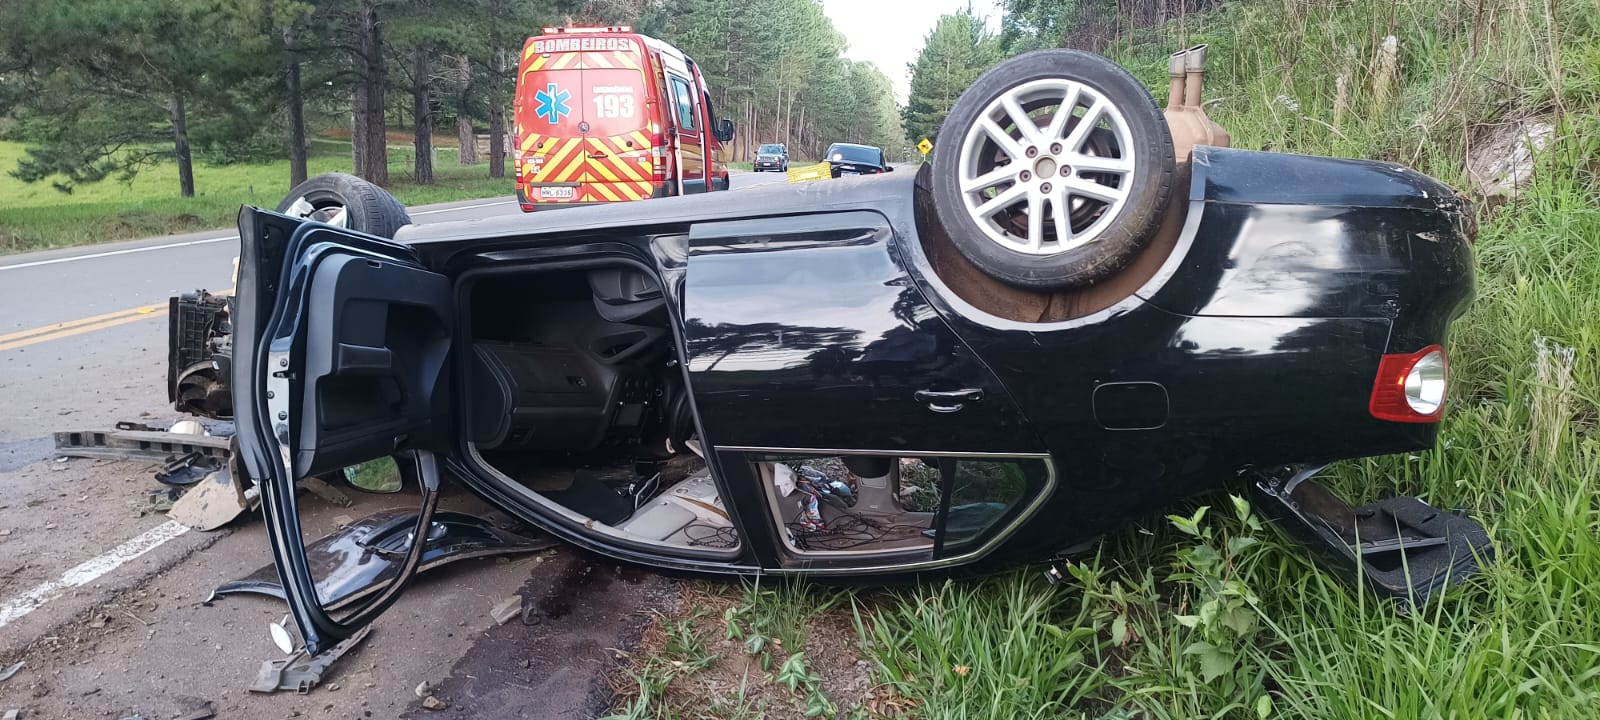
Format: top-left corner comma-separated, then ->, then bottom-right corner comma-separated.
0,520 -> 190,628
0,236 -> 236,271
0,199 -> 515,272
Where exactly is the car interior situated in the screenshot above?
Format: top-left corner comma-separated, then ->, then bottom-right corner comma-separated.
454,262 -> 1030,559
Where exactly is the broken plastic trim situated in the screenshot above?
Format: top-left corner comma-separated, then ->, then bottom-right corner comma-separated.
209,508 -> 554,611
1250,465 -> 1495,608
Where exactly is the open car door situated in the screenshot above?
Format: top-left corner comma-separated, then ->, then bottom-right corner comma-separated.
232,207 -> 453,655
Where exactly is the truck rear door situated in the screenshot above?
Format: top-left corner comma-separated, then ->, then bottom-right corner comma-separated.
516,34 -> 656,206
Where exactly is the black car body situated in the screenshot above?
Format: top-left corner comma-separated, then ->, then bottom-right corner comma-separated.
754,143 -> 788,172
825,142 -> 891,177
232,144 -> 1475,653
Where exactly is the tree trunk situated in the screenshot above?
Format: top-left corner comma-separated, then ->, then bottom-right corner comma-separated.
285,31 -> 308,187
488,104 -> 506,178
171,91 -> 194,198
357,0 -> 388,186
458,117 -> 478,165
413,45 -> 434,185
456,55 -> 478,165
351,90 -> 367,174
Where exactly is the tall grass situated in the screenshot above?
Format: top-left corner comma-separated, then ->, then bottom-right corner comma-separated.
852,1 -> 1600,718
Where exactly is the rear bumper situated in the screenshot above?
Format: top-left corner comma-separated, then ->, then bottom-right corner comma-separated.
517,184 -> 671,212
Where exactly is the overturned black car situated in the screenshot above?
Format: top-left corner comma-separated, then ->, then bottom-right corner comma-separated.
173,47 -> 1489,655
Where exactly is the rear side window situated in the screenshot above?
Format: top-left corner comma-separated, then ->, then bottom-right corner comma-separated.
668,76 -> 697,131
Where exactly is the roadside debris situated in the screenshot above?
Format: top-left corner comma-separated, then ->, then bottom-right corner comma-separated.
421,695 -> 448,711
169,700 -> 216,720
54,423 -> 230,464
139,487 -> 184,515
209,510 -> 553,611
3,708 -> 20,720
153,452 -> 222,487
0,661 -> 23,682
250,626 -> 372,694
166,465 -> 250,531
298,476 -> 353,508
490,595 -> 523,625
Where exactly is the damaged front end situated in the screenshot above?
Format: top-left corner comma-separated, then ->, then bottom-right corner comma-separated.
168,290 -> 234,419
1250,465 -> 1494,608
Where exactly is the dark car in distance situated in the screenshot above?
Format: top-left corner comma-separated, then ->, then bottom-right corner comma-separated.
825,142 -> 891,177
754,143 -> 788,172
172,47 -> 1490,656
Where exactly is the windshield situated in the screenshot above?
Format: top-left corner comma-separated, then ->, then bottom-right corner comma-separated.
758,144 -> 784,154
826,144 -> 882,165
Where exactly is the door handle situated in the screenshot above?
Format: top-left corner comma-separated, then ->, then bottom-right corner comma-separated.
914,388 -> 983,414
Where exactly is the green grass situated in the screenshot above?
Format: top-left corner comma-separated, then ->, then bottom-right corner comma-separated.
698,1 -> 1600,718
0,139 -> 512,254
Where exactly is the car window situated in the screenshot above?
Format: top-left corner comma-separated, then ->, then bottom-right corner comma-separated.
759,144 -> 784,154
668,76 -> 697,132
826,144 -> 882,165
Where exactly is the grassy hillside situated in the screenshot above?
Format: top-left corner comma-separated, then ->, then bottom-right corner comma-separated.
609,1 -> 1600,718
0,140 -> 509,254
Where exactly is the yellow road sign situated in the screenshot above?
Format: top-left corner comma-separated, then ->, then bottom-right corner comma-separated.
917,138 -> 933,155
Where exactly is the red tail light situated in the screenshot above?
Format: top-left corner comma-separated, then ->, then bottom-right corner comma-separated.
650,133 -> 667,183
1370,345 -> 1448,423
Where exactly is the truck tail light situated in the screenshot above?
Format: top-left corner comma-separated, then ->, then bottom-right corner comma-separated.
1370,345 -> 1447,423
650,132 -> 667,183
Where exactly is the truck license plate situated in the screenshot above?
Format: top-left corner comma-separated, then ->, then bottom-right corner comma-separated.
539,186 -> 576,199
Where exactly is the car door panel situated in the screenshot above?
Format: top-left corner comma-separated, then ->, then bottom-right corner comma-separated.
233,207 -> 454,655
681,211 -> 1041,455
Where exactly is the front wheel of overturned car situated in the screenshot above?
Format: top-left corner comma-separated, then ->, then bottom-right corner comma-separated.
276,173 -> 411,239
930,49 -> 1175,291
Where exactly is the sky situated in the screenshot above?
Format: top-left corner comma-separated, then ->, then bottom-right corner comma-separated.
819,0 -> 1005,106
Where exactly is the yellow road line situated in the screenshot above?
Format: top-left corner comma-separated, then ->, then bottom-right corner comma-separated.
0,289 -> 232,353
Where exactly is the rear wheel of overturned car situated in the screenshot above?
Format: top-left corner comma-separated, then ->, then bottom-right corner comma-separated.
931,49 -> 1175,290
276,173 -> 412,239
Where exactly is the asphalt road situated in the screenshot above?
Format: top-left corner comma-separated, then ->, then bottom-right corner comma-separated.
0,169 -> 786,719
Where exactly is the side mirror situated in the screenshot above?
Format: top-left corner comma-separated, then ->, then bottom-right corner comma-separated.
883,164 -> 894,172
714,118 -> 735,142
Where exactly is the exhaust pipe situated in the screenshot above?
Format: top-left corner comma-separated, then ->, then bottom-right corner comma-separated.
1167,48 -> 1188,110
1183,44 -> 1207,109
1162,44 -> 1229,164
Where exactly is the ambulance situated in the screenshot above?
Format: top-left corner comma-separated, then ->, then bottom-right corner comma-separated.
513,26 -> 736,210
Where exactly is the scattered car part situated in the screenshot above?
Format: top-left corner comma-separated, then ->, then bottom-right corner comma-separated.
153,452 -> 222,486
1252,466 -> 1494,608
54,427 -> 230,464
169,290 -> 234,419
0,661 -> 22,682
931,48 -> 1175,290
208,509 -> 553,612
166,465 -> 250,531
168,419 -> 207,437
250,625 -> 372,694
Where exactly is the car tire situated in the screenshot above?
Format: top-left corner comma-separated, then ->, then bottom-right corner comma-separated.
275,173 -> 412,239
930,49 -> 1174,290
